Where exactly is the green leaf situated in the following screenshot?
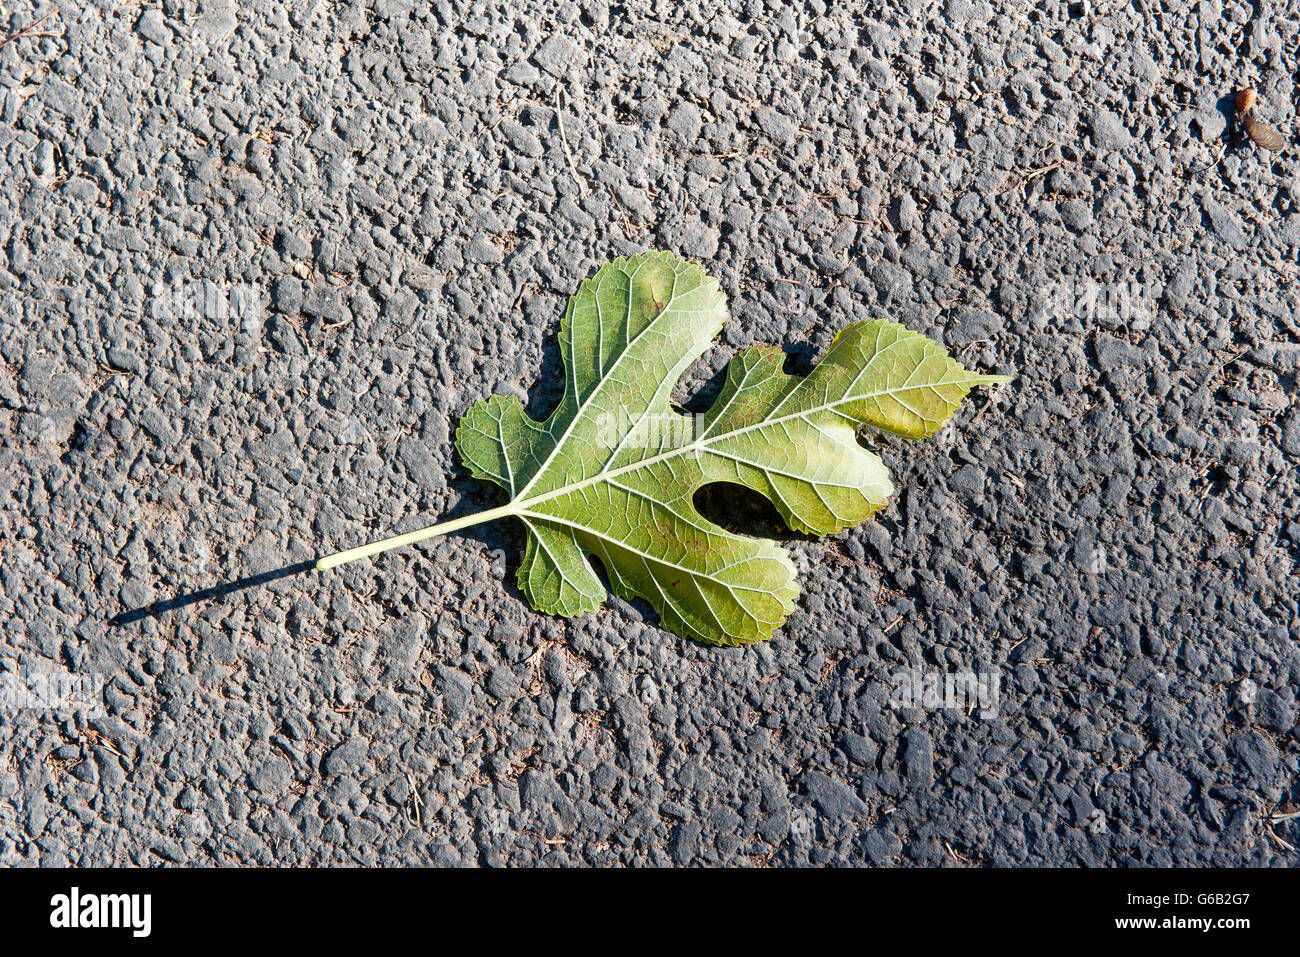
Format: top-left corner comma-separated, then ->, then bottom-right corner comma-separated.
319,250 -> 1010,646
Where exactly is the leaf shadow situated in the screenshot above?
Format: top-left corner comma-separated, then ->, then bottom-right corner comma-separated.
109,560 -> 319,628
520,294 -> 568,423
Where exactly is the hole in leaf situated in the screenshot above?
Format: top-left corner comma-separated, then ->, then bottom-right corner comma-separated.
693,482 -> 791,539
781,338 -> 819,377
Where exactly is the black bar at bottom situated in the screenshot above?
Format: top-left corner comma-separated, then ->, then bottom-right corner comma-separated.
0,865 -> 1282,945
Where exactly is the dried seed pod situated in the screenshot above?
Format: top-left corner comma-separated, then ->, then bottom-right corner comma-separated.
1236,87 -> 1286,152
1242,113 -> 1286,151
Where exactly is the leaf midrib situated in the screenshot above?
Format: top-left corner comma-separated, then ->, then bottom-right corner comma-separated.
509,371 -> 996,514
512,259 -> 682,501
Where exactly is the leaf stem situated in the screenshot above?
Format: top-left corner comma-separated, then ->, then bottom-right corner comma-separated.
315,503 -> 518,571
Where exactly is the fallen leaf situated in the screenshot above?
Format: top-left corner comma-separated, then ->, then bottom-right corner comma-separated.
318,251 -> 1010,645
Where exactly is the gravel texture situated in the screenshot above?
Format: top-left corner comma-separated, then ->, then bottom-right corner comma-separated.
1,0 -> 1299,867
